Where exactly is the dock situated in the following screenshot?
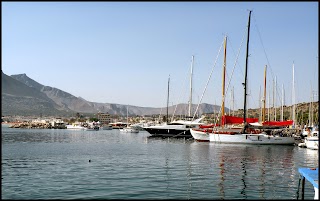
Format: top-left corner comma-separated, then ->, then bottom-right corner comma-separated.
297,167 -> 318,200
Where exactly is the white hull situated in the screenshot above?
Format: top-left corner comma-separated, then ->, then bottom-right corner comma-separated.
209,133 -> 295,145
120,127 -> 139,133
305,137 -> 319,150
190,127 -> 243,142
190,129 -> 209,141
66,125 -> 87,130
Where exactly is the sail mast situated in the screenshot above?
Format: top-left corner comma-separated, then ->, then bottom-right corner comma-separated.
281,84 -> 284,121
262,65 -> 267,122
188,55 -> 194,117
243,10 -> 252,125
292,62 -> 295,126
167,75 -> 170,124
221,36 -> 227,126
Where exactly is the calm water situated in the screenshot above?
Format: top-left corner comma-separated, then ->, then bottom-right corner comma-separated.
2,125 -> 318,200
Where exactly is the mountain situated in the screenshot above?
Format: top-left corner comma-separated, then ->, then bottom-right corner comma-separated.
2,71 -> 223,117
2,71 -> 70,116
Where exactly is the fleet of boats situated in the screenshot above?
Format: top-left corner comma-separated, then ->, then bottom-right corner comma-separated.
190,11 -> 297,145
62,11 -> 316,149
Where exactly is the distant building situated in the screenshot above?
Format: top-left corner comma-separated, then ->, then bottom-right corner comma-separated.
97,113 -> 112,125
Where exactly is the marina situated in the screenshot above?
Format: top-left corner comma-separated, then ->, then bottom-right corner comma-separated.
2,125 -> 318,199
2,3 -> 318,200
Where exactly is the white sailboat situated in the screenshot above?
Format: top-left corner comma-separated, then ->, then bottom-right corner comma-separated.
207,11 -> 295,145
191,35 -> 228,142
120,105 -> 139,133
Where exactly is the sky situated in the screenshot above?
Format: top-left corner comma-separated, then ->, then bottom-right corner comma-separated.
2,1 -> 318,110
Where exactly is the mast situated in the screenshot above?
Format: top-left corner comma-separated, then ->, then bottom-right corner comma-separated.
188,55 -> 194,117
259,86 -> 262,121
281,84 -> 284,121
272,78 -> 275,121
232,86 -> 234,116
262,65 -> 267,122
166,75 -> 170,124
274,76 -> 277,121
292,62 -> 295,126
221,36 -> 227,126
126,104 -> 129,127
268,89 -> 270,121
243,10 -> 252,125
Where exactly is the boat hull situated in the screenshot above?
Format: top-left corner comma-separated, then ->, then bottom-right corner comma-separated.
190,129 -> 209,141
209,133 -> 295,145
143,127 -> 192,138
66,125 -> 87,130
305,137 -> 319,150
120,127 -> 139,133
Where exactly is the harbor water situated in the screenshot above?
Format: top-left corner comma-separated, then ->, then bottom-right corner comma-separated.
2,125 -> 318,199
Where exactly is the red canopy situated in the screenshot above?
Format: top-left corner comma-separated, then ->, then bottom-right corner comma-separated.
262,120 -> 293,126
199,123 -> 220,128
221,115 -> 258,125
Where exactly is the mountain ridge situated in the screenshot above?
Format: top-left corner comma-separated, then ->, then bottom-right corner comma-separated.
2,71 -> 224,117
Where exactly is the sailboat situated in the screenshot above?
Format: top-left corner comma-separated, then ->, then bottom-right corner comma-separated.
119,105 -> 139,133
143,60 -> 204,139
191,35 -> 252,141
206,11 -> 295,144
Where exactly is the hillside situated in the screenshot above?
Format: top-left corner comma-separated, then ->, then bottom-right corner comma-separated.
2,71 -> 224,117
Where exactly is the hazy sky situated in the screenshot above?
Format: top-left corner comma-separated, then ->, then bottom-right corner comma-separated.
2,2 -> 318,110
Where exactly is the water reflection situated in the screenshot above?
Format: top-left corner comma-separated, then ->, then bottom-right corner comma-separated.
206,143 -> 298,199
2,126 -> 318,200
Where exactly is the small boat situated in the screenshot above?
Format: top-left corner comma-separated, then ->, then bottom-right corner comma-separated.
120,105 -> 139,133
297,167 -> 318,200
304,126 -> 318,150
86,125 -> 100,131
66,123 -> 87,130
120,126 -> 139,133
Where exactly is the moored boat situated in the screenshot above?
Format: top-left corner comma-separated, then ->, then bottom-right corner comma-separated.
207,11 -> 295,145
66,123 -> 87,130
143,117 -> 204,138
304,126 -> 318,150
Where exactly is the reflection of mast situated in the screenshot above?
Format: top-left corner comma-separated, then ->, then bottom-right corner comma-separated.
219,155 -> 225,199
240,157 -> 247,199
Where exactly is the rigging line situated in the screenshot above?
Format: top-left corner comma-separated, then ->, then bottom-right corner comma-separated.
211,31 -> 247,126
253,13 -> 284,110
211,26 -> 248,126
171,61 -> 190,122
192,37 -> 224,121
224,30 -> 246,109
